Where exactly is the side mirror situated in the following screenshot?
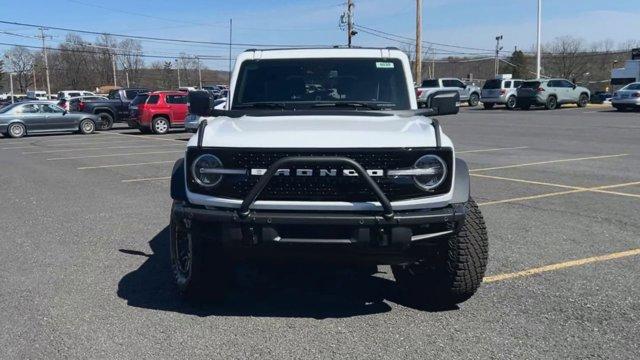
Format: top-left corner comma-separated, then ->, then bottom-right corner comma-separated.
188,90 -> 214,116
63,110 -> 67,115
424,90 -> 460,116
572,84 -> 577,89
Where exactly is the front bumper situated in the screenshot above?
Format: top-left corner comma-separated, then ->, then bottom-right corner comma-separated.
611,98 -> 640,107
173,201 -> 466,263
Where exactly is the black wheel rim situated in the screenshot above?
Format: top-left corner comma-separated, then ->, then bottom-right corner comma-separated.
507,97 -> 516,108
550,98 -> 556,108
99,115 -> 112,130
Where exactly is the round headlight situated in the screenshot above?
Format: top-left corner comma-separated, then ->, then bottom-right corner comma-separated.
413,155 -> 447,191
191,154 -> 223,187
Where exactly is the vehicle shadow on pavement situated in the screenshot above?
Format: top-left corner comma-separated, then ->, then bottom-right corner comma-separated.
117,227 -> 456,319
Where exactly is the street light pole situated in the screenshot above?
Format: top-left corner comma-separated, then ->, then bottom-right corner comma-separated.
112,53 -> 117,87
39,28 -> 52,99
175,59 -> 181,88
415,0 -> 422,84
536,0 -> 542,78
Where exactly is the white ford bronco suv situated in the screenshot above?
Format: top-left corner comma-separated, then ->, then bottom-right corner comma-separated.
170,47 -> 489,307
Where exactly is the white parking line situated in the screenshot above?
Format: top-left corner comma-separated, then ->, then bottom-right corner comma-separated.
470,154 -> 628,172
101,131 -> 188,143
78,161 -> 176,170
2,139 -> 148,150
122,176 -> 171,183
24,144 -> 183,154
457,146 -> 528,154
47,150 -> 184,160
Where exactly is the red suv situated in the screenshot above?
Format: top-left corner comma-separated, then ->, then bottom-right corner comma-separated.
129,91 -> 188,134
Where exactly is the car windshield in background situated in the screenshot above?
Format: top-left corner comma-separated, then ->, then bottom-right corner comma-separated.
622,83 -> 640,90
521,81 -> 541,89
232,58 -> 410,110
421,79 -> 439,88
483,79 -> 501,89
131,94 -> 149,106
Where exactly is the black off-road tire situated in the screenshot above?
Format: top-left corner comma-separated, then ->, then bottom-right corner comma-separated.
506,96 -> 517,110
78,119 -> 95,134
97,112 -> 114,130
545,96 -> 558,110
7,122 -> 26,138
577,93 -> 589,108
468,93 -> 480,107
170,203 -> 233,301
392,198 -> 489,308
483,102 -> 495,110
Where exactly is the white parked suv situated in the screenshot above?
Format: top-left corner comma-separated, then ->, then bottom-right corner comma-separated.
481,76 -> 523,110
416,78 -> 481,107
169,47 -> 489,307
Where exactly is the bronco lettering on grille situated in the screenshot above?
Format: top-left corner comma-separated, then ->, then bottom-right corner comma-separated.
249,168 -> 384,177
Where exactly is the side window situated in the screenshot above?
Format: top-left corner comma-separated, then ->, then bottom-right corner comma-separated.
547,80 -> 558,88
503,81 -> 512,88
108,91 -> 120,100
19,104 -> 40,113
455,80 -> 466,88
42,104 -> 64,113
561,80 -> 574,88
514,81 -> 523,88
147,95 -> 160,104
442,79 -> 462,88
166,95 -> 187,104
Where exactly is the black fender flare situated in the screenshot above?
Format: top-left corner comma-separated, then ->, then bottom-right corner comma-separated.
170,158 -> 187,202
451,158 -> 470,204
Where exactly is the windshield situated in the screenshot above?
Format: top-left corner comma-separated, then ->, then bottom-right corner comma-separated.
232,58 -> 410,110
0,103 -> 19,113
131,94 -> 149,106
521,81 -> 541,89
621,83 -> 640,91
483,79 -> 502,89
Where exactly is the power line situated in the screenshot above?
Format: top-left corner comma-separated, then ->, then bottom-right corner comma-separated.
0,41 -> 232,60
354,23 -> 497,53
0,19 -> 332,48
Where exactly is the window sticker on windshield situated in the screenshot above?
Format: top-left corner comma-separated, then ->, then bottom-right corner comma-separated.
376,62 -> 394,69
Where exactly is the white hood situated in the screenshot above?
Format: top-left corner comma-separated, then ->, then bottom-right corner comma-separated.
187,114 -> 453,149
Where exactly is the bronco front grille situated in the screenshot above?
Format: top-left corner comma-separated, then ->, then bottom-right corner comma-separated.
186,148 -> 453,202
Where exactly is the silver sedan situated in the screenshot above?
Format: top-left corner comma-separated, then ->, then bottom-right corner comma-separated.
0,101 -> 102,138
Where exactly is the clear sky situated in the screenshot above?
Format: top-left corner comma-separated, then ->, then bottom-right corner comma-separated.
1,0 -> 639,69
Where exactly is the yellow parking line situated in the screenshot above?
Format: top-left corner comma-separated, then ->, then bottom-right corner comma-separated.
484,248 -> 640,283
473,174 -> 640,204
47,150 -> 184,160
457,146 -> 528,154
122,176 -> 171,183
78,160 -> 176,170
477,189 -> 586,206
23,143 -> 182,154
470,154 -> 629,172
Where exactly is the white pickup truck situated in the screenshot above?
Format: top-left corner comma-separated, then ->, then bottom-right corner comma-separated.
169,47 -> 488,307
416,78 -> 481,107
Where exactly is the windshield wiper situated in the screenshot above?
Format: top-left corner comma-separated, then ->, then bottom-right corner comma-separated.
234,102 -> 290,109
312,102 -> 396,110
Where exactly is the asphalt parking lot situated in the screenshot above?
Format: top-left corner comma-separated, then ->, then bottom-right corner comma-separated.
1,105 -> 639,359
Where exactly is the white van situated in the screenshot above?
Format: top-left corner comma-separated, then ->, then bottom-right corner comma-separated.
26,90 -> 48,100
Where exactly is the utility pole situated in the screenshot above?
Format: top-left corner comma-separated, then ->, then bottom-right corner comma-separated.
196,56 -> 202,89
347,0 -> 356,47
494,34 -> 503,76
536,0 -> 542,78
111,53 -> 117,87
415,0 -> 422,84
125,69 -> 130,88
431,47 -> 436,78
228,18 -> 232,86
9,73 -> 14,103
38,28 -> 52,99
32,69 -> 37,91
175,59 -> 181,88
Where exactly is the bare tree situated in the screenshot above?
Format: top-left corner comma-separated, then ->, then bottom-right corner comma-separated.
544,36 -> 590,82
177,53 -> 199,86
3,46 -> 35,92
118,39 -> 144,86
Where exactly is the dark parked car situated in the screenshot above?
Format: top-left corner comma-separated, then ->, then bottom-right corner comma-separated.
80,88 -> 148,130
590,91 -> 612,104
0,101 -> 101,138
